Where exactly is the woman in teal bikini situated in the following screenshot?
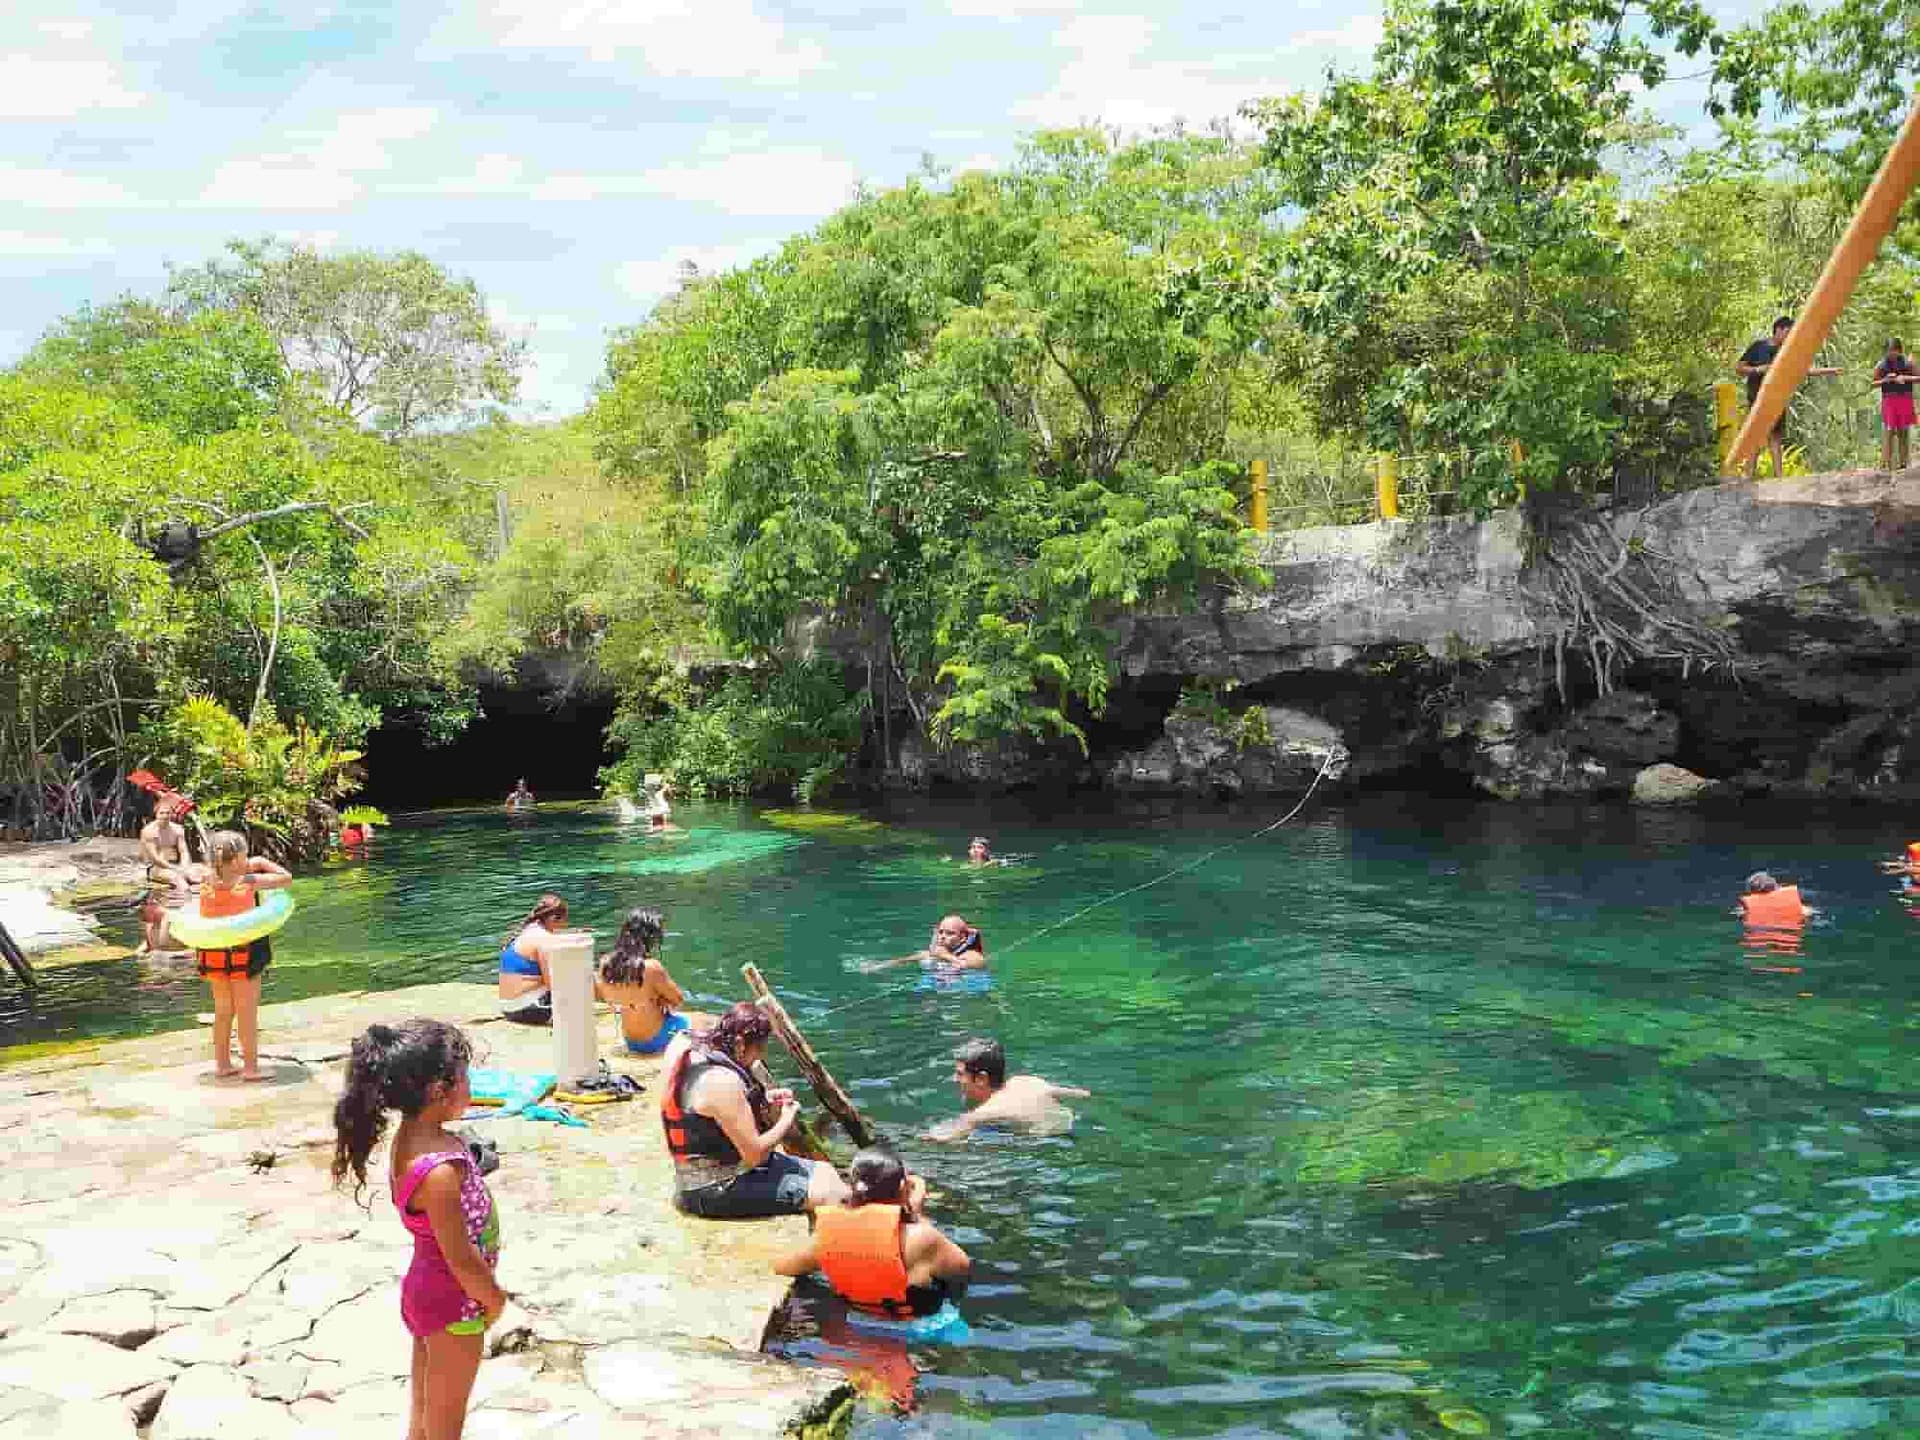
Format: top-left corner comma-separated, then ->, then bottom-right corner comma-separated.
597,906 -> 689,1055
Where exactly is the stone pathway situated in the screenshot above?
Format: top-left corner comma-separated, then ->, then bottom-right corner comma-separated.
0,983 -> 849,1437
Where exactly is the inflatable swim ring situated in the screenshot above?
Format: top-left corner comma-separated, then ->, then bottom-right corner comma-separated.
464,1068 -> 556,1117
166,889 -> 295,950
844,1300 -> 970,1344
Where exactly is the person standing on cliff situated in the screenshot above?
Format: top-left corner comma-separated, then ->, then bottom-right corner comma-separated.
1736,316 -> 1844,480
1870,337 -> 1916,473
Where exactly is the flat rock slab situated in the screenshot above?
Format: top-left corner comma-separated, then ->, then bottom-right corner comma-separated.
0,983 -> 845,1440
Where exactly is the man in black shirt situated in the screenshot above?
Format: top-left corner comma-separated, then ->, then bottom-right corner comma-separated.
1737,315 -> 1844,479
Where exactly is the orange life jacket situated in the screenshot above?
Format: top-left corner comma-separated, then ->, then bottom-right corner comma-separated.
1741,884 -> 1807,926
199,879 -> 255,918
815,1203 -> 913,1318
660,1046 -> 752,1168
1906,841 -> 1920,865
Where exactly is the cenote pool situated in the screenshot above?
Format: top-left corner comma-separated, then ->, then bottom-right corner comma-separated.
3,796 -> 1916,1437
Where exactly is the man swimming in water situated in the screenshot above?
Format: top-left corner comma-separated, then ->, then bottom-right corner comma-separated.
506,778 -> 536,811
966,836 -> 992,866
868,914 -> 989,973
926,1038 -> 1089,1142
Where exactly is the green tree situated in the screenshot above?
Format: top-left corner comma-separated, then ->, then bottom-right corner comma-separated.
167,239 -> 526,435
1254,0 -> 1720,509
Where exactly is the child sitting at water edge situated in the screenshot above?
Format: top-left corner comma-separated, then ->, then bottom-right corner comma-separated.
333,1019 -> 507,1440
598,906 -> 689,1055
195,831 -> 290,1081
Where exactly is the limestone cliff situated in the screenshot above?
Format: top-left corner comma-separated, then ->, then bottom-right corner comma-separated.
874,471 -> 1920,802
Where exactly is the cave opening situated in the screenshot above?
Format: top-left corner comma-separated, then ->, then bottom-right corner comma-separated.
362,682 -> 616,809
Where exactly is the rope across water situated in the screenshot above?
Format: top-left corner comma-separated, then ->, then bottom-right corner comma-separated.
800,749 -> 1343,1024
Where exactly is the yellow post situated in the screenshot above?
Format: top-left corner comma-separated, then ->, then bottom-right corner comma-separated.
1375,453 -> 1400,520
1729,92 -> 1920,474
1713,381 -> 1740,469
1249,457 -> 1269,533
1508,439 -> 1526,470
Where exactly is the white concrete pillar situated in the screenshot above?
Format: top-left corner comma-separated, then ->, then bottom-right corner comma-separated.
548,930 -> 598,1084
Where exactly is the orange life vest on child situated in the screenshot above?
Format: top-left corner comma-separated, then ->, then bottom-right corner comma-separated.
815,1203 -> 913,1318
1741,884 -> 1807,926
195,880 -> 258,971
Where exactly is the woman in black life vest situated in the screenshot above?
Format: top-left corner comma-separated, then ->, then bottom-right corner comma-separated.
660,1002 -> 850,1219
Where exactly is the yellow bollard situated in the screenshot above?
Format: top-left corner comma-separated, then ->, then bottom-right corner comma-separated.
1375,453 -> 1400,520
1713,381 -> 1740,470
1249,457 -> 1269,533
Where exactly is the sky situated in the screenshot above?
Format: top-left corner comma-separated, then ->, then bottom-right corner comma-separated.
3,1 -> 1766,417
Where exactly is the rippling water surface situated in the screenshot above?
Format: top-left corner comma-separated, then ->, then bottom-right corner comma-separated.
4,796 -> 1916,1437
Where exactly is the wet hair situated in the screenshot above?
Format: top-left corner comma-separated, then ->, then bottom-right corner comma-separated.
848,1147 -> 909,1206
330,1018 -> 473,1201
968,836 -> 991,854
505,892 -> 567,946
1891,337 -> 1906,352
208,830 -> 247,870
599,907 -> 664,986
699,1000 -> 772,1061
1773,315 -> 1794,333
954,1037 -> 1005,1088
1746,871 -> 1779,893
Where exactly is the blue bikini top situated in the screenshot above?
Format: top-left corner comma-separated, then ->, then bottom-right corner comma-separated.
500,942 -> 542,978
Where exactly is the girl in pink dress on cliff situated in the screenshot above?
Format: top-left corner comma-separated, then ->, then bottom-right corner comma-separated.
333,1019 -> 507,1440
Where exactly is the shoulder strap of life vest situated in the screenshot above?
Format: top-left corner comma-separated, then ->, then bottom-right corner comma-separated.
661,1045 -> 695,1159
815,1203 -> 912,1317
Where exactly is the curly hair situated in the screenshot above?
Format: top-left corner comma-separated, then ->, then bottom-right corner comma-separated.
330,1018 -> 473,1202
698,1000 -> 771,1061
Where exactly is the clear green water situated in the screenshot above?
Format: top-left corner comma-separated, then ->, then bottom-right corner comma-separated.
4,797 -> 1916,1437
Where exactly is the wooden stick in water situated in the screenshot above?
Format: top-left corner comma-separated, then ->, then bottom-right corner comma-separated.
742,962 -> 877,1147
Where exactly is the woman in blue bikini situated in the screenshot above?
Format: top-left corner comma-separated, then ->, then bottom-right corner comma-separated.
498,893 -> 569,1026
597,907 -> 689,1055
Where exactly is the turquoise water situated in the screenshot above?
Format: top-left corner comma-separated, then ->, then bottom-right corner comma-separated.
3,797 -> 1916,1436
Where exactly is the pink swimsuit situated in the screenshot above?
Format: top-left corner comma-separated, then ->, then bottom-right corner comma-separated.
392,1148 -> 500,1337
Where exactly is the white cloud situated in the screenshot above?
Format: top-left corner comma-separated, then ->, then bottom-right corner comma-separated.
429,152 -> 530,196
0,163 -> 139,209
1285,13 -> 1383,54
0,229 -> 111,257
467,0 -> 825,81
947,0 -> 1082,13
538,148 -> 859,217
1014,14 -> 1287,130
0,38 -> 145,119
200,106 -> 438,211
613,239 -> 777,305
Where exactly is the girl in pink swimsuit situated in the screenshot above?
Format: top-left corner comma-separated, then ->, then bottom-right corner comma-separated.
333,1019 -> 506,1440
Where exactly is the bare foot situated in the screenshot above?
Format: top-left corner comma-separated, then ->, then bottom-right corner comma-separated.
240,1069 -> 273,1083
211,1067 -> 240,1081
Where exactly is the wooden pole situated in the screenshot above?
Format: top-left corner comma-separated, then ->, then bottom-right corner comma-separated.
741,964 -> 878,1147
0,919 -> 35,988
1728,93 -> 1920,474
1248,458 -> 1269,533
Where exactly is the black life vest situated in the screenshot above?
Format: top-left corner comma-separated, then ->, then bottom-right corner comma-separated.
661,1045 -> 766,1167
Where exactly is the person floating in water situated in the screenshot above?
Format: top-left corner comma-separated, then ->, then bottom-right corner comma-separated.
965,836 -> 992,866
505,779 -> 536,812
926,1038 -> 1089,1142
1877,840 -> 1920,891
1738,871 -> 1812,959
644,774 -> 680,832
498,893 -> 569,1026
868,914 -> 988,974
597,906 -> 689,1055
773,1146 -> 971,1314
